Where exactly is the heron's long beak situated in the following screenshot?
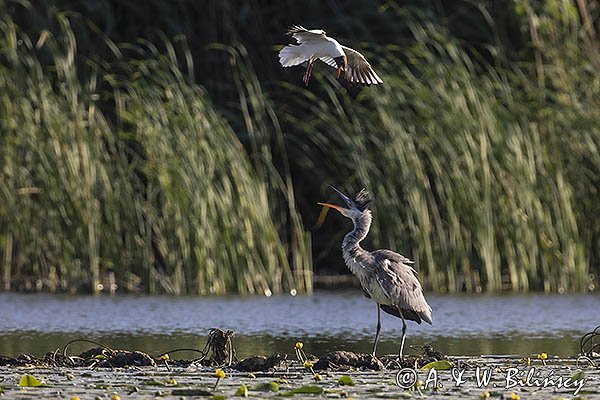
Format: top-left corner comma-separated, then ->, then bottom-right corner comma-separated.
329,185 -> 353,207
336,65 -> 342,78
317,202 -> 350,217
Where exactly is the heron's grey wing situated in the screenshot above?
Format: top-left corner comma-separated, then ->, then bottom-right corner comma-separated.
341,45 -> 383,85
373,254 -> 432,324
287,25 -> 327,44
373,249 -> 414,265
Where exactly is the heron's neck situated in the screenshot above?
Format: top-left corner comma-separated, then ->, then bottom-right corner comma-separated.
342,211 -> 372,255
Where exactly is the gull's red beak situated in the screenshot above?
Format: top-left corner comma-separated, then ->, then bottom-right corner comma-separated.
334,55 -> 347,79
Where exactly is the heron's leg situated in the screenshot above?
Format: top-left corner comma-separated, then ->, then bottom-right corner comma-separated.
397,307 -> 407,359
372,303 -> 381,356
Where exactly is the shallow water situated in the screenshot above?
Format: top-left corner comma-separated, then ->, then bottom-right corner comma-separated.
0,291 -> 597,358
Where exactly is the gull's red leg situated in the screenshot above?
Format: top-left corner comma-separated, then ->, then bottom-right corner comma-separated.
303,60 -> 314,86
302,63 -> 310,85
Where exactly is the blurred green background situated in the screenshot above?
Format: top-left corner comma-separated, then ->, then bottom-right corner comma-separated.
0,0 -> 598,295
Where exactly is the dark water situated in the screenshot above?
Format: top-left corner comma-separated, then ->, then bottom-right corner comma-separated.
0,291 -> 597,358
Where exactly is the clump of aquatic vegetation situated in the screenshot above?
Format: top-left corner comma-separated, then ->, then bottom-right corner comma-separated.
0,0 -> 598,294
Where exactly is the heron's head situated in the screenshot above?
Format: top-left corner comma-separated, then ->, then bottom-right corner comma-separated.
318,186 -> 371,219
334,55 -> 347,79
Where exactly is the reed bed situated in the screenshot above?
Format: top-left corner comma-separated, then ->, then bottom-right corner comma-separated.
0,1 -> 598,293
0,5 -> 310,294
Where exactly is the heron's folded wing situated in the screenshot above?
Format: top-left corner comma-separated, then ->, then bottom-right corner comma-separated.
372,249 -> 414,265
341,45 -> 383,85
373,257 -> 432,324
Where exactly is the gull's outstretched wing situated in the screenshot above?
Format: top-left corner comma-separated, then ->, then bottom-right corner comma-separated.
342,45 -> 383,85
287,25 -> 327,44
279,25 -> 330,67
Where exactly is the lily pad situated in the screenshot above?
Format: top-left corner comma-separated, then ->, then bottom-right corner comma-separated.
572,370 -> 586,381
171,389 -> 213,396
142,379 -> 164,386
18,374 -> 44,387
281,385 -> 324,396
420,360 -> 453,370
235,384 -> 248,397
252,382 -> 279,392
337,375 -> 355,386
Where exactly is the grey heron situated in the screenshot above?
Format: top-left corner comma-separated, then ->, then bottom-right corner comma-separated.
279,25 -> 383,86
318,187 -> 432,358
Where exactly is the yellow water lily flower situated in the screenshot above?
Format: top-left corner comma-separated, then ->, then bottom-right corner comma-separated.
509,393 -> 520,400
215,368 -> 226,379
295,341 -> 303,349
214,368 -> 226,390
303,361 -> 313,368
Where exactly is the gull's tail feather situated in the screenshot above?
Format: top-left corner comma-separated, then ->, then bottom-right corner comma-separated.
279,45 -> 308,67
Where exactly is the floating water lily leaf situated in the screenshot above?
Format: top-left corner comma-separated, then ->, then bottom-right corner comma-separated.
572,370 -> 586,381
19,374 -> 44,387
420,360 -> 453,370
171,389 -> 213,396
211,396 -> 226,400
235,384 -> 248,397
142,379 -> 164,386
253,382 -> 279,392
281,385 -> 324,396
338,375 -> 354,386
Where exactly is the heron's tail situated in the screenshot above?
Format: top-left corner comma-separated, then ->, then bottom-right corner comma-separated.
420,308 -> 433,325
278,45 -> 308,67
381,304 -> 433,325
